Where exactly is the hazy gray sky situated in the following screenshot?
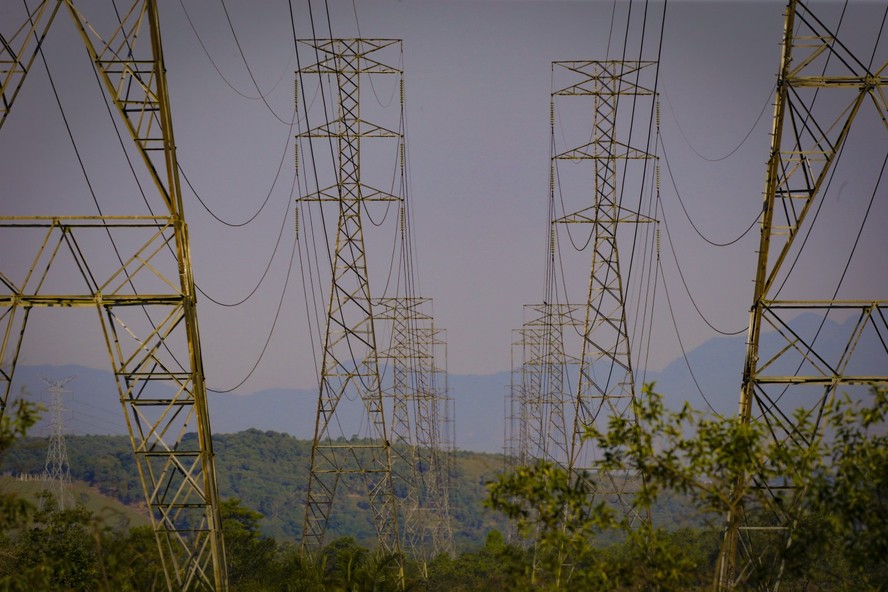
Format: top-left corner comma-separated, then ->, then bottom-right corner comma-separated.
2,0 -> 885,397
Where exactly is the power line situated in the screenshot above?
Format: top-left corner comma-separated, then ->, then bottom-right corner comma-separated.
177,0 -> 296,104
661,82 -> 774,163
659,133 -> 761,247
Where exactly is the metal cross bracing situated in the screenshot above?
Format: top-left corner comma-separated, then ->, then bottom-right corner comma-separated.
551,60 -> 657,526
376,297 -> 455,570
0,2 -> 227,590
295,38 -> 405,561
717,1 -> 888,588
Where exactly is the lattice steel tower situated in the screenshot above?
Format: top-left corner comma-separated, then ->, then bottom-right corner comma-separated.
296,39 -> 404,559
507,303 -> 578,469
552,61 -> 657,522
377,297 -> 455,567
0,3 -> 227,590
41,377 -> 74,510
717,1 -> 888,588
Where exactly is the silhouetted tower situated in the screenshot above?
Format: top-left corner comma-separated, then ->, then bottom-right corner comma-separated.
552,61 -> 657,523
0,3 -> 227,590
41,377 -> 74,510
296,39 -> 404,559
717,1 -> 888,588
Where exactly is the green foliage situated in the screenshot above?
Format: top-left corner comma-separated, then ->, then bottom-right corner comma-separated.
0,492 -> 99,591
486,384 -> 888,590
785,388 -> 888,590
222,497 -> 278,589
1,429 -> 510,549
0,398 -> 41,456
425,530 -> 529,592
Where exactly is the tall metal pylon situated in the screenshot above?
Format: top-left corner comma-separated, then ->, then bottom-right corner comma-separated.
41,376 -> 75,510
506,303 -> 578,469
0,3 -> 227,590
552,61 -> 657,523
377,297 -> 455,568
717,1 -> 888,588
296,39 -> 404,559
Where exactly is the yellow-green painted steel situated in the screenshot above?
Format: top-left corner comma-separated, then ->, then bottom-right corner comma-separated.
717,1 -> 888,588
0,3 -> 227,590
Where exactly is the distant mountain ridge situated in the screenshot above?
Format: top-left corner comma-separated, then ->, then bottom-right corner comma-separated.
10,312 -> 884,453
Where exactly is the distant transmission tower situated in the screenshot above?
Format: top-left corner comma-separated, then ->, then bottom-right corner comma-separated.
507,303 -> 577,469
0,3 -> 227,590
717,1 -> 888,588
377,297 -> 455,567
552,61 -> 657,523
296,39 -> 405,559
41,376 -> 74,510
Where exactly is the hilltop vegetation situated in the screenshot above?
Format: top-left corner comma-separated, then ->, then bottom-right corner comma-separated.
1,429 -> 510,549
3,386 -> 885,590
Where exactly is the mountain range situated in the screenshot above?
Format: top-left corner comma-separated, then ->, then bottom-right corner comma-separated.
9,312 -> 884,453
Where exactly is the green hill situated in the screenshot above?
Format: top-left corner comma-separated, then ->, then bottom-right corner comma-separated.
0,476 -> 149,531
1,430 -> 509,550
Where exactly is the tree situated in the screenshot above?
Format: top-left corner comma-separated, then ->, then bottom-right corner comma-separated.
487,384 -> 888,590
221,497 -> 278,590
2,491 -> 98,591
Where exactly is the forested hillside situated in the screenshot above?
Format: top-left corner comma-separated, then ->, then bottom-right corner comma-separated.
0,430 -> 509,550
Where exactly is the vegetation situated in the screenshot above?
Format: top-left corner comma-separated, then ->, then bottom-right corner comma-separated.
1,430 -> 510,548
0,385 -> 885,590
486,385 -> 888,590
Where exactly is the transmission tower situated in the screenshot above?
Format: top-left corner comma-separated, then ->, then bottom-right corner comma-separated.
41,376 -> 74,510
717,1 -> 888,588
552,61 -> 657,523
0,3 -> 227,590
296,39 -> 405,559
377,297 -> 455,568
507,303 -> 578,469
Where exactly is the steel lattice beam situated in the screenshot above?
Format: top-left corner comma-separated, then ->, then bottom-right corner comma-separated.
0,3 -> 227,590
717,1 -> 888,589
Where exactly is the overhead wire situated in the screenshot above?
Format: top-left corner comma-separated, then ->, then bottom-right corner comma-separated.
658,194 -> 748,336
195,164 -> 295,308
659,133 -> 761,247
208,193 -> 301,393
657,256 -> 726,418
292,0 -> 337,389
624,0 -> 665,384
178,111 -> 297,229
209,0 -> 300,125
177,0 -> 295,103
662,82 -> 774,163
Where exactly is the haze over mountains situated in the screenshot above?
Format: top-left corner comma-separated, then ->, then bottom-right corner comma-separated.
12,313 -> 883,453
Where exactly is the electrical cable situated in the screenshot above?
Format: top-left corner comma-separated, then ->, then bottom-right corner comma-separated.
177,0 -> 295,104
178,115 -> 296,228
659,133 -> 761,247
867,4 -> 887,71
657,258 -> 725,418
216,0 -> 299,125
662,82 -> 774,163
659,199 -> 748,336
207,221 -> 300,394
194,163 -> 294,308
